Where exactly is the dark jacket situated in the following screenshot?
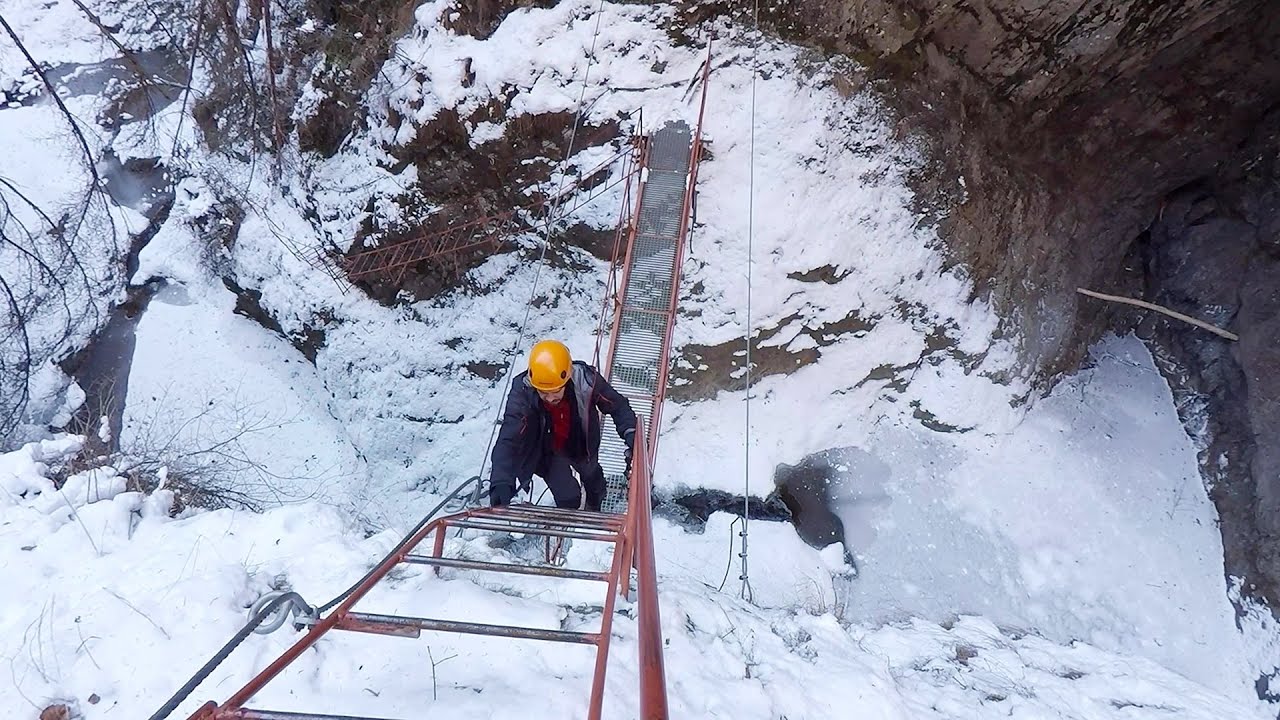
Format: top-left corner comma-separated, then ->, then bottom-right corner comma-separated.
489,361 -> 637,496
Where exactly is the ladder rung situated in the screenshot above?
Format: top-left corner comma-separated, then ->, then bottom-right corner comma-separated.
621,305 -> 671,317
401,555 -> 609,582
446,519 -> 620,541
237,710 -> 401,720
499,504 -> 624,520
482,507 -> 624,529
486,511 -> 623,528
334,613 -> 422,638
340,612 -> 600,645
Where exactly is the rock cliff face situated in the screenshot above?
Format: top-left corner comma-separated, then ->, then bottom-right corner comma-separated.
724,0 -> 1280,605
1135,114 -> 1280,605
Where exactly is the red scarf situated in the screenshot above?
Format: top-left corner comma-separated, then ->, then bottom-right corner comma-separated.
543,398 -> 571,454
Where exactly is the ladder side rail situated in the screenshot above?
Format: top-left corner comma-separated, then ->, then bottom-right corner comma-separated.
627,423 -> 668,718
585,485 -> 635,720
595,137 -> 641,376
603,137 -> 652,381
647,59 -> 712,475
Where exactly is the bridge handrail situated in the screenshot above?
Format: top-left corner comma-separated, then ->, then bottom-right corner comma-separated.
624,420 -> 668,718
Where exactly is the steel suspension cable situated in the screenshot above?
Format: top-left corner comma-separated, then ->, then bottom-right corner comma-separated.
146,592 -> 313,720
739,0 -> 761,604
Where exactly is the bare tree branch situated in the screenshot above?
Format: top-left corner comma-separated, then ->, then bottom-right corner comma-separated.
0,272 -> 32,440
1076,287 -> 1240,341
172,0 -> 208,157
68,0 -> 158,119
260,0 -> 284,169
0,15 -> 106,207
0,19 -> 111,346
212,0 -> 264,151
0,177 -> 58,229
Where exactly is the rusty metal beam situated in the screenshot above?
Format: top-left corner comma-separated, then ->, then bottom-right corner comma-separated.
341,146 -> 634,283
331,614 -> 422,638
586,465 -> 631,720
602,138 -> 651,384
340,613 -> 599,645
628,425 -> 668,718
232,709 -> 401,720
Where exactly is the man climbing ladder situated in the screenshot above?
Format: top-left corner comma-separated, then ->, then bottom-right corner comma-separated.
489,339 -> 637,511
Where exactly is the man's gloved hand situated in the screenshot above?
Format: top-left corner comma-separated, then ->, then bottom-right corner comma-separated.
490,483 -> 514,507
623,429 -> 636,475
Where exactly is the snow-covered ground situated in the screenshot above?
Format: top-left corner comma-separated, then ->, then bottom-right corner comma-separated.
830,336 -> 1280,692
3,0 -> 1279,718
1,440 -> 1274,719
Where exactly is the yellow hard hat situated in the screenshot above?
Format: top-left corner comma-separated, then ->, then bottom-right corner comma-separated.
528,340 -> 572,391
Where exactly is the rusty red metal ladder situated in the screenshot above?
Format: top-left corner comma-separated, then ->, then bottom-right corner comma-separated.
178,53 -> 711,720
185,425 -> 666,720
336,507 -> 628,645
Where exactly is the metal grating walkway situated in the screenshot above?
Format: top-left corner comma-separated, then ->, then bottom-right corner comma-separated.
599,121 -> 697,514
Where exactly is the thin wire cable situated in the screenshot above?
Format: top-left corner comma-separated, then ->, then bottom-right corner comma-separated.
716,516 -> 743,592
740,2 -> 760,605
470,0 -> 611,506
